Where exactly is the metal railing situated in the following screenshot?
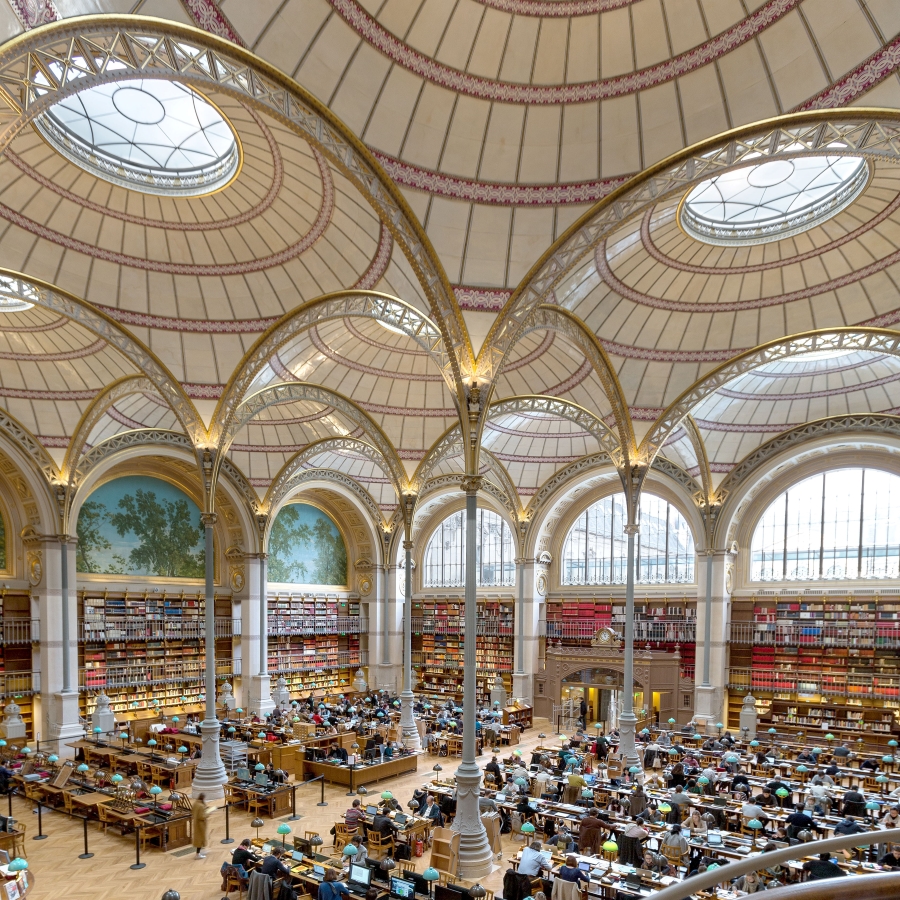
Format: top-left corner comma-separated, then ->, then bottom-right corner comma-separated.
410,650 -> 512,673
80,658 -> 235,689
0,671 -> 38,697
410,616 -> 513,636
268,649 -> 367,675
80,616 -> 237,641
730,620 -> 900,648
0,619 -> 38,644
545,618 -> 696,643
268,616 -> 367,636
727,666 -> 900,702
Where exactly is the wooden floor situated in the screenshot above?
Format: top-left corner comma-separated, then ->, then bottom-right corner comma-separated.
21,719 -> 553,900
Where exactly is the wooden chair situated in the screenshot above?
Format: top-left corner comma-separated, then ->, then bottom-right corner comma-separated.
224,784 -> 245,810
246,795 -> 268,819
437,872 -> 457,886
367,831 -> 395,861
660,844 -> 687,872
224,868 -> 248,900
333,823 -> 353,852
62,792 -> 76,817
304,830 -> 320,843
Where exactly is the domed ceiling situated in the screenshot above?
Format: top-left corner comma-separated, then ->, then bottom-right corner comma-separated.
0,3 -> 899,535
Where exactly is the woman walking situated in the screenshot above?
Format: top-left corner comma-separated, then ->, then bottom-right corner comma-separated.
192,792 -> 211,859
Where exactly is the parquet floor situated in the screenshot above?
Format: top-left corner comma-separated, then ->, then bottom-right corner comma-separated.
21,719 -> 553,900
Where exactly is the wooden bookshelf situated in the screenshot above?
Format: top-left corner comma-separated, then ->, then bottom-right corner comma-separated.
0,591 -> 34,737
78,591 -> 232,721
411,598 -> 513,706
267,594 -> 361,699
728,593 -> 900,744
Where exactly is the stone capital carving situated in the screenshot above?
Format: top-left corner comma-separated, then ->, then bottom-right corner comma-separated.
200,512 -> 218,527
461,476 -> 482,495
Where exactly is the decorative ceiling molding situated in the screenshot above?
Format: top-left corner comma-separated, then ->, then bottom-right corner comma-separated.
0,337 -> 105,361
473,0 -> 636,16
482,113 -> 900,385
641,329 -> 900,466
0,147 -> 332,276
324,0 -> 801,105
716,369 -> 900,402
0,404 -> 58,486
3,105 -> 283,231
0,270 -> 205,445
6,0 -> 58,31
0,16 -> 471,401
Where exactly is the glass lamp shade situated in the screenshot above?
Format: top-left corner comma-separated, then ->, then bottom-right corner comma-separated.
111,774 -> 123,784
749,741 -> 760,748
866,801 -> 881,811
698,777 -> 709,785
178,746 -> 188,754
255,763 -> 265,772
602,841 -> 618,853
658,804 -> 671,814
171,717 -> 179,723
423,868 -> 439,882
381,791 -> 393,800
628,766 -> 640,774
310,836 -> 323,847
77,764 -> 89,773
7,859 -> 26,872
825,734 -> 835,741
357,787 -> 368,796
20,748 -> 30,755
876,776 -> 889,784
258,732 -> 266,739
882,756 -> 895,764
147,740 -> 157,747
48,755 -> 59,764
692,734 -> 703,740
520,823 -> 535,834
889,740 -> 899,748
796,765 -> 808,773
593,723 -> 603,730
748,819 -> 763,830
513,749 -> 523,757
277,824 -> 291,836
149,786 -> 163,797
667,719 -> 676,725
767,728 -> 777,735
251,818 -> 265,829
343,845 -> 358,857
715,723 -> 723,729
515,778 -> 528,787
775,788 -> 789,798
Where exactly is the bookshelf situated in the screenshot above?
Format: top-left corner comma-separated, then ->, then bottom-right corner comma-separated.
267,594 -> 362,699
78,591 -> 233,720
0,591 -> 34,737
411,598 -> 514,706
728,594 -> 900,744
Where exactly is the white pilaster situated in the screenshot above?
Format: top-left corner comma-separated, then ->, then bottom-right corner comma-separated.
241,554 -> 274,717
512,557 -> 539,703
693,549 -> 731,732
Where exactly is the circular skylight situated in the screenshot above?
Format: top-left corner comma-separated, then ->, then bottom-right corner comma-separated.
35,78 -> 240,197
680,155 -> 868,245
0,276 -> 35,313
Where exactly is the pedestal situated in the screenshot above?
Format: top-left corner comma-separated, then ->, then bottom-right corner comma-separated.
47,692 -> 84,758
248,675 -> 275,718
0,700 -> 25,742
191,719 -> 227,800
693,684 -> 722,735
511,674 -> 531,705
92,691 -> 116,735
398,691 -> 422,752
452,761 -> 494,879
490,675 -> 508,710
739,693 -> 758,741
272,675 -> 290,709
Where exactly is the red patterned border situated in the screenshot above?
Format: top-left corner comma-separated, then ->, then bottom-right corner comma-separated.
596,238 -> 900,314
375,152 -> 629,206
0,386 -> 95,400
718,369 -> 900,402
474,0 -> 635,16
0,148 -> 333,276
7,0 -> 58,30
454,285 -> 512,312
4,107 -> 284,232
0,337 -> 105,361
180,0 -> 244,46
327,0 -> 800,105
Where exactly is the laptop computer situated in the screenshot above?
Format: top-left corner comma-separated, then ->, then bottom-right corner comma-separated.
292,851 -> 305,863
348,863 -> 373,893
390,876 -> 415,900
624,873 -> 643,889
578,861 -> 591,873
308,864 -> 326,881
262,843 -> 273,854
366,805 -> 378,815
706,832 -> 723,846
393,813 -> 408,825
713,797 -> 727,807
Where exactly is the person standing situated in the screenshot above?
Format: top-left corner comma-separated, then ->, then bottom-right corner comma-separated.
579,698 -> 588,730
192,792 -> 211,859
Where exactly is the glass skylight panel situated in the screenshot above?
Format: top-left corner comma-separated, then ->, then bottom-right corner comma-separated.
680,155 -> 868,245
36,78 -> 239,197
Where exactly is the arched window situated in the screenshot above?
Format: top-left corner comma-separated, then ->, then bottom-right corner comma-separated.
751,467 -> 900,582
561,493 -> 695,585
418,508 -> 515,588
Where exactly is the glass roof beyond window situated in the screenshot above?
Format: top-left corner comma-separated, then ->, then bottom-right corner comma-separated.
680,155 -> 868,246
36,79 -> 239,197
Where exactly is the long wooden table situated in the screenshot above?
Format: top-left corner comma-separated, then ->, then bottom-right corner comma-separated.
68,740 -> 196,791
303,753 -> 417,787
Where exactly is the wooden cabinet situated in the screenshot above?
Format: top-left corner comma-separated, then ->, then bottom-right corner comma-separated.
502,704 -> 533,729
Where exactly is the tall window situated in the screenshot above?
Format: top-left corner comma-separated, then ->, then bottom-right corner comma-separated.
420,508 -> 515,588
561,493 -> 695,585
751,467 -> 900,581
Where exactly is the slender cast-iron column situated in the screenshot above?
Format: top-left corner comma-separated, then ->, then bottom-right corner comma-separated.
453,479 -> 494,878
60,537 -> 71,693
192,513 -> 227,798
514,557 -> 525,675
701,549 -> 713,687
619,523 -> 642,770
398,538 -> 421,750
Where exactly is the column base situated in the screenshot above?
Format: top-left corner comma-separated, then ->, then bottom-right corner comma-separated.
452,761 -> 495,879
248,675 -> 275,718
694,684 -> 724,733
372,664 -> 401,693
48,691 -> 85,758
511,674 -> 531,704
617,712 -> 642,771
191,719 -> 227,800
398,690 -> 422,752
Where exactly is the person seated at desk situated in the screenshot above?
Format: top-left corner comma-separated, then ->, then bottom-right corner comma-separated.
785,805 -> 816,838
636,803 -> 663,826
732,871 -> 766,894
841,788 -> 866,818
232,838 -> 259,871
478,794 -> 498,814
802,852 -> 844,881
810,771 -> 835,788
345,798 -> 364,833
668,787 -> 692,822
370,808 -> 397,841
516,794 -> 536,823
328,742 -> 349,763
547,823 -> 575,853
518,839 -> 551,881
859,757 -> 880,772
833,817 -> 867,836
878,846 -> 900,869
260,848 -> 298,900
668,763 -> 687,789
318,868 -> 350,900
742,799 -> 769,829
832,743 -> 851,758
880,805 -> 900,828
484,755 -> 502,783
753,787 -> 777,808
556,855 -> 589,885
642,849 -> 672,876
422,795 -> 443,826
765,777 -> 791,796
684,808 -> 707,838
660,824 -> 689,861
